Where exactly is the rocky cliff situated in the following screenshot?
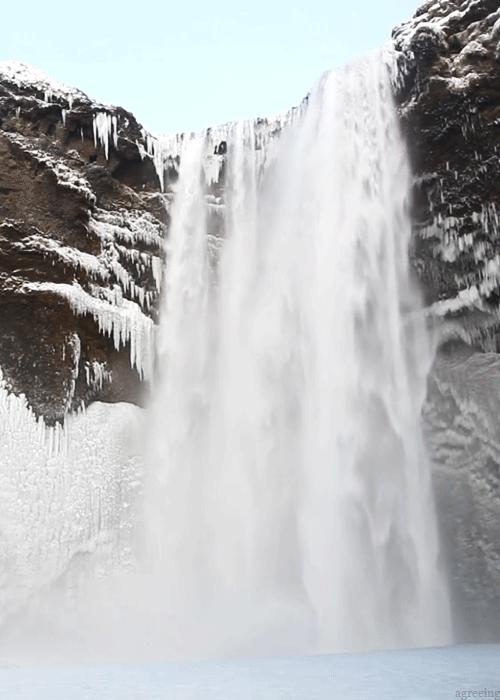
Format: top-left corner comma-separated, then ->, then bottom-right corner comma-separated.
1,0 -> 500,645
393,0 -> 500,642
0,62 -> 166,424
393,0 -> 500,340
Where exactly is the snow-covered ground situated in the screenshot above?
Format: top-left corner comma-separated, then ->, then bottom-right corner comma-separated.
0,645 -> 498,700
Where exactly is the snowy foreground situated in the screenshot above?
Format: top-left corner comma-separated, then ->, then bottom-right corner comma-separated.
0,646 -> 499,700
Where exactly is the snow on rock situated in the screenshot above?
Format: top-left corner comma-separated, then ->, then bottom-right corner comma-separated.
22,281 -> 156,381
11,233 -> 105,277
392,1 -> 500,96
392,0 -> 500,352
89,208 -> 165,310
90,207 -> 164,251
0,60 -> 88,107
5,131 -> 96,204
0,62 -> 167,422
429,285 -> 482,317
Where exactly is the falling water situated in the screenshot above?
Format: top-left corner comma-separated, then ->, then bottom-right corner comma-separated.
144,52 -> 451,656
0,51 -> 451,663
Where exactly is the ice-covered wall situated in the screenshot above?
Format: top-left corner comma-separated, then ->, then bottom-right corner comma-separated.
0,374 -> 143,630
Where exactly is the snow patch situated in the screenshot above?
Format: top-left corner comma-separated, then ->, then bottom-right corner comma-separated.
0,60 -> 87,106
430,286 -> 482,316
5,132 -> 95,204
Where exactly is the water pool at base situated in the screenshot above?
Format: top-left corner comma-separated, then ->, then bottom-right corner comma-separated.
1,645 -> 498,700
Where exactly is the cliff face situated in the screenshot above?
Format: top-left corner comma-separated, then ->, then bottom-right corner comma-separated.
2,1 -> 500,644
393,0 -> 500,641
0,62 -> 165,424
393,0 -> 500,337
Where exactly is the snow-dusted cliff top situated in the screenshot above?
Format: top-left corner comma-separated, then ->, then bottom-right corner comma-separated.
0,60 -> 89,105
393,0 -> 500,92
0,58 -> 167,421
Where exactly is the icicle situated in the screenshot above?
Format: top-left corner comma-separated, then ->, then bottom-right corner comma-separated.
93,112 -> 118,160
22,281 -> 155,380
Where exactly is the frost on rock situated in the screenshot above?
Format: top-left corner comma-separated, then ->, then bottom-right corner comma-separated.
0,59 -> 169,420
392,1 -> 500,96
5,131 -> 96,204
0,60 -> 88,108
430,286 -> 482,317
64,332 -> 81,412
23,281 -> 155,381
7,206 -> 164,381
90,207 -> 164,251
0,61 -> 162,186
12,233 -> 104,276
424,201 -> 500,339
85,360 -> 112,391
89,208 -> 165,307
12,209 -> 164,311
0,373 -> 142,624
390,1 -> 500,354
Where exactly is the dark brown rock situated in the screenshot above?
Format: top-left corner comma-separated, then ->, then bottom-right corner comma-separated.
0,62 -> 166,424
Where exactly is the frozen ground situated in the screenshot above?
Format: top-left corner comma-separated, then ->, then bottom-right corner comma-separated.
0,645 -> 499,699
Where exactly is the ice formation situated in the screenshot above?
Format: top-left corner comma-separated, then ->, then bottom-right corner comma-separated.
10,205 -> 163,382
23,281 -> 155,381
93,112 -> 118,160
88,207 -> 164,311
136,99 -> 306,193
85,361 -> 112,391
393,1 -> 500,94
4,131 -> 96,204
12,233 -> 104,276
0,374 -> 142,628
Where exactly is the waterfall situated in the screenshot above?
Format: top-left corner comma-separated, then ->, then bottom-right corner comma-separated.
0,50 -> 451,663
144,52 -> 451,656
